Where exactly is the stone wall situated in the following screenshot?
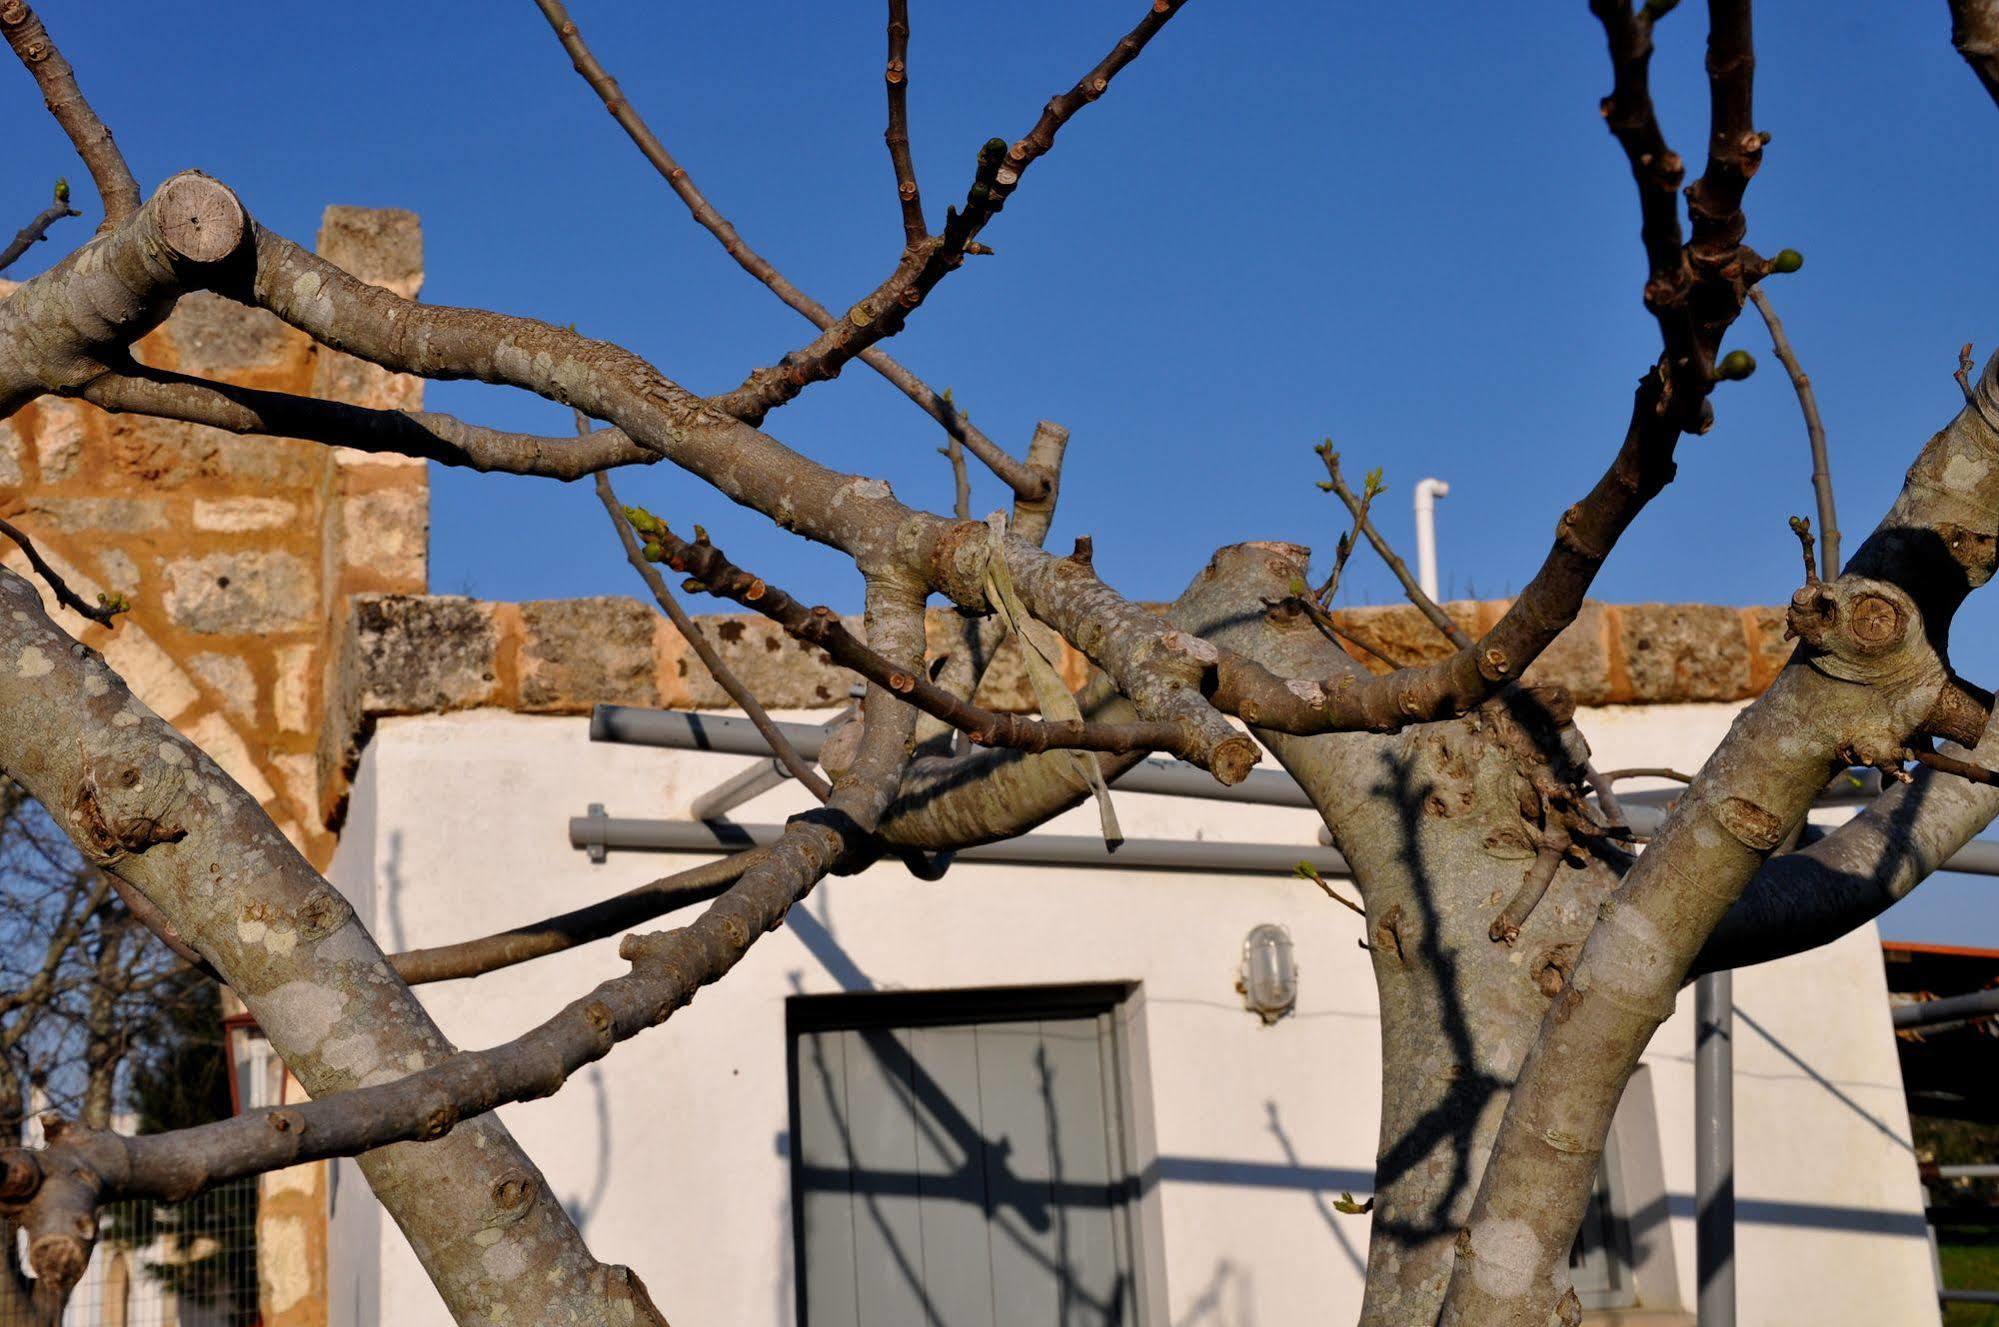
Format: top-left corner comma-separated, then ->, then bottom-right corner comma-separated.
0,208 -> 428,869
321,591 -> 1794,818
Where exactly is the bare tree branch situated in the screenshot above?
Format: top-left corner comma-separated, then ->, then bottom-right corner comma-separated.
884,0 -> 926,247
1318,445 -> 1473,648
81,367 -> 654,478
594,470 -> 832,802
1696,713 -> 1999,975
0,174 -> 247,412
0,179 -> 77,275
530,0 -> 1048,501
0,517 -> 123,626
390,851 -> 762,986
0,576 -> 932,1234
708,0 -> 1194,426
624,507 -> 1194,763
1751,283 -> 1840,575
0,3 -> 139,224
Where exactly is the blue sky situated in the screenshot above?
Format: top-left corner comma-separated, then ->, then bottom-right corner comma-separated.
8,2 -> 1997,942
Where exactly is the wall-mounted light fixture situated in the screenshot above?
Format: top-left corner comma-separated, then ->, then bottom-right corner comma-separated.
1239,923 -> 1297,1024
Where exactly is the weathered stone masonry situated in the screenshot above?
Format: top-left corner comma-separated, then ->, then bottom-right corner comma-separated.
0,206 -> 428,872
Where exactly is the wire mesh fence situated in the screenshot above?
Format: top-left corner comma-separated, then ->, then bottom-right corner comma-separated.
8,1175 -> 260,1327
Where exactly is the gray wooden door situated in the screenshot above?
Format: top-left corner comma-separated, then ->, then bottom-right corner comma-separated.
792,997 -> 1141,1327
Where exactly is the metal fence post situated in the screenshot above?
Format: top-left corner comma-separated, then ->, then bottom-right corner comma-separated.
1696,968 -> 1735,1327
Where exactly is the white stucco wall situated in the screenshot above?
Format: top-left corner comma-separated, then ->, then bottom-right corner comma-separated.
323,701 -> 1938,1327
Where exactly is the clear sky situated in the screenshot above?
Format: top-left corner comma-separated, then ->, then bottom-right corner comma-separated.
8,2 -> 1997,943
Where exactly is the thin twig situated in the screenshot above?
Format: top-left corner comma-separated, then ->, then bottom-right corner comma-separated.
1317,443 -> 1472,648
939,387 -> 971,519
1959,343 -> 1978,404
530,0 -> 1045,501
1312,444 -> 1379,608
0,518 -> 123,627
1582,764 -> 1629,833
0,181 -> 77,275
1294,862 -> 1365,918
1910,747 -> 1999,788
1751,287 -> 1839,577
884,0 -> 925,247
1490,830 -> 1574,945
591,467 -> 831,803
0,3 -> 139,223
1600,766 -> 1696,784
1789,514 -> 1819,584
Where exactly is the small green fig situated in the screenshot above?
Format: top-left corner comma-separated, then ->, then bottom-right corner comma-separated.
1716,349 -> 1756,380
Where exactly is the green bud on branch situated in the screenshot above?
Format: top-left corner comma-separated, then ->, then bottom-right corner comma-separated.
1716,349 -> 1756,381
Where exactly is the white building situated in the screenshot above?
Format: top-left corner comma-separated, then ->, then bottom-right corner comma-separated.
314,593 -> 1941,1327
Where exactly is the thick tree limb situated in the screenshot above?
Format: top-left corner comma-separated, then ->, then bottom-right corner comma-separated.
0,173 -> 245,412
0,181 -> 77,275
27,177 -> 1733,778
390,851 -> 762,986
81,368 -> 654,478
0,2 -> 139,224
1160,542 -> 1629,1326
1694,721 -> 1999,975
530,0 -> 1048,501
0,567 -> 662,1325
1442,343 -> 1999,1324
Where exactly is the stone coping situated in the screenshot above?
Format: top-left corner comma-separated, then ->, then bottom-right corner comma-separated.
334,593 -> 1790,720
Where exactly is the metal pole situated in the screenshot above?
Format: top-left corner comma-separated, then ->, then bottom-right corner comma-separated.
591,705 -> 1315,809
1413,477 -> 1449,601
569,811 -> 1352,877
1932,1164 -> 1999,1180
1893,984 -> 1999,1030
1696,968 -> 1735,1327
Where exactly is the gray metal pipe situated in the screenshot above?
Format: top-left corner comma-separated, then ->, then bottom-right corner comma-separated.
1695,968 -> 1735,1327
1893,985 -> 1999,1030
1942,1290 -> 1999,1306
594,706 -> 832,760
591,706 -> 1999,873
1936,1164 -> 1999,1180
568,811 -> 1351,877
592,704 -> 1313,808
